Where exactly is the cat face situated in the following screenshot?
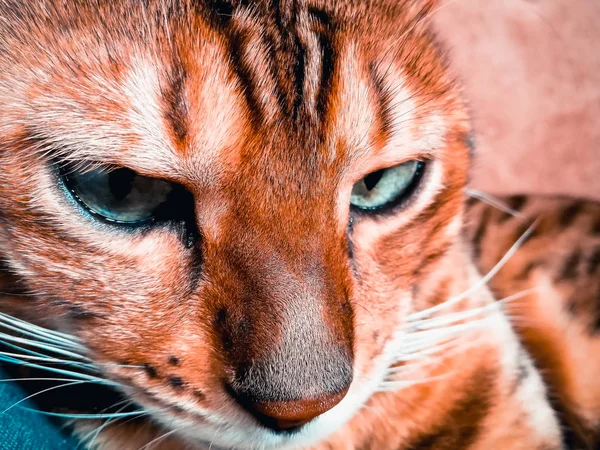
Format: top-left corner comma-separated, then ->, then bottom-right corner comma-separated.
0,0 -> 469,448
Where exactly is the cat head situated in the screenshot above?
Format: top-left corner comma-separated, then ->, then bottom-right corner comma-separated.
0,0 -> 469,448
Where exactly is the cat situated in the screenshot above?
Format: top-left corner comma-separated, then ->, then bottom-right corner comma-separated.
0,0 -> 598,449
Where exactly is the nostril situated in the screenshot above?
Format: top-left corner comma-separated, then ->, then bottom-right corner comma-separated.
229,387 -> 349,432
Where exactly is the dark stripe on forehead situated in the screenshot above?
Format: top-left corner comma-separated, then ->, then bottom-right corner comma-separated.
292,33 -> 306,120
162,61 -> 189,145
226,29 -> 265,126
197,1 -> 342,133
271,0 -> 306,120
182,1 -> 267,126
309,7 -> 336,123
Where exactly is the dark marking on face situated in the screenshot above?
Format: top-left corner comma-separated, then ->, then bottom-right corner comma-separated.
144,363 -> 159,379
310,7 -> 337,121
48,300 -> 106,320
559,203 -> 583,227
168,376 -> 185,390
291,33 -> 306,120
162,63 -> 189,145
224,28 -> 265,127
215,307 -> 228,326
168,356 -> 181,366
405,368 -> 495,450
194,389 -> 206,401
220,329 -> 234,351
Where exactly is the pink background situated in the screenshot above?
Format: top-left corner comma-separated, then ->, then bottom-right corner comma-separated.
433,0 -> 600,201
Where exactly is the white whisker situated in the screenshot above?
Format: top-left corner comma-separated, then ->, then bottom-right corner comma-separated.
0,331 -> 88,360
0,311 -> 82,345
18,407 -> 148,420
139,428 -> 181,450
378,372 -> 454,392
79,401 -> 137,450
1,380 -> 88,414
409,219 -> 538,321
466,189 -> 525,219
0,354 -> 121,386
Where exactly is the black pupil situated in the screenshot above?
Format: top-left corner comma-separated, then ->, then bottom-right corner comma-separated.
364,170 -> 384,191
108,168 -> 136,201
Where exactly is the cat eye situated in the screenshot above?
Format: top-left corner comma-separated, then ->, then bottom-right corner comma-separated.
61,166 -> 179,225
350,160 -> 424,211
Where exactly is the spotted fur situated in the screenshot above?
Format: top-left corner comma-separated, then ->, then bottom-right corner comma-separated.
0,0 -> 591,449
466,196 -> 600,450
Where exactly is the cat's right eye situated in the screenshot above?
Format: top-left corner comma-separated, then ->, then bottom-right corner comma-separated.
61,166 -> 179,225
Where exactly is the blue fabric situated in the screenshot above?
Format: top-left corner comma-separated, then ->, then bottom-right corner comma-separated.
0,366 -> 77,450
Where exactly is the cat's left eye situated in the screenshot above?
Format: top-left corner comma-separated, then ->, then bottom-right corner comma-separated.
61,166 -> 177,225
350,160 -> 424,211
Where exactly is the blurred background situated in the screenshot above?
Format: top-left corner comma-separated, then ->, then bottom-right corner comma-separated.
433,0 -> 600,201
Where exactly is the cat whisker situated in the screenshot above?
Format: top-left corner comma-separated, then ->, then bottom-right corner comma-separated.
208,425 -> 223,450
466,189 -> 526,219
139,427 -> 182,450
406,288 -> 538,331
0,379 -> 91,415
0,350 -> 99,370
0,322 -> 83,352
1,342 -> 142,381
0,330 -> 91,361
383,287 -> 541,392
398,289 -> 537,357
0,353 -> 121,386
406,303 -> 498,331
409,219 -> 539,321
0,311 -> 82,344
78,401 -> 137,450
378,371 -> 455,392
18,407 -> 149,420
391,338 -> 461,364
0,377 -> 80,383
0,349 -> 142,372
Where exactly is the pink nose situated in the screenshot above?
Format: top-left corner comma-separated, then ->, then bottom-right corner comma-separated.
247,389 -> 349,430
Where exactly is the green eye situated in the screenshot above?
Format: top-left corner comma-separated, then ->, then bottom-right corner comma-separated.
350,161 -> 424,211
62,166 -> 175,224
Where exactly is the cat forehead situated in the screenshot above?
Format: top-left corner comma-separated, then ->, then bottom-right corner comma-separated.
2,0 -> 451,183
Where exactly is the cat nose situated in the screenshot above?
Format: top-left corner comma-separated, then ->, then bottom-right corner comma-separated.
230,387 -> 349,431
